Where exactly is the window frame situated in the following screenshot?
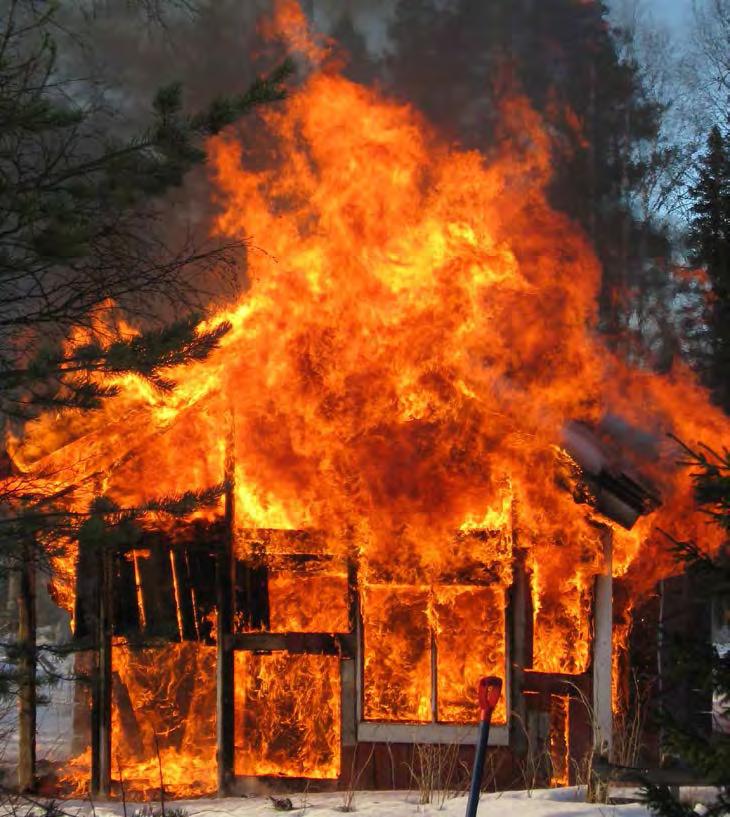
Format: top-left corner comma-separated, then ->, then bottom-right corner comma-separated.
354,586 -> 511,746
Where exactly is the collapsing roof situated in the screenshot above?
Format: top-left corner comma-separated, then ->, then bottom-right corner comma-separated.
562,420 -> 662,530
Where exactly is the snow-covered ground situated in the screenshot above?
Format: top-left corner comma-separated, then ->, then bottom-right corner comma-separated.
7,785 -> 727,817
44,788 -> 656,817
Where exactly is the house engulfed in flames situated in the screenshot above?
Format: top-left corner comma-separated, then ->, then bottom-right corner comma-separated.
9,1 -> 730,799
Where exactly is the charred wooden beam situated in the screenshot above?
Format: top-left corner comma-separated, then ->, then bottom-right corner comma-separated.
339,653 -> 356,744
341,559 -> 358,747
522,670 -> 590,700
231,632 -> 355,657
266,553 -> 344,572
182,549 -> 202,641
91,546 -> 112,798
186,546 -> 218,642
235,560 -> 269,631
112,551 -> 141,637
216,423 -> 236,796
239,528 -> 328,557
591,755 -> 712,787
347,559 -> 358,631
509,545 -> 529,753
136,537 -> 179,640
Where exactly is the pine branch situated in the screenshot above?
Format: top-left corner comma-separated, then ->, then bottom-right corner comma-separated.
641,784 -> 694,817
136,484 -> 226,518
0,314 -> 231,411
99,314 -> 232,385
191,59 -> 295,135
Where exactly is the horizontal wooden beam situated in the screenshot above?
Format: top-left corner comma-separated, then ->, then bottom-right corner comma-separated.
232,632 -> 355,657
357,722 -> 510,746
522,670 -> 590,699
591,757 -> 712,787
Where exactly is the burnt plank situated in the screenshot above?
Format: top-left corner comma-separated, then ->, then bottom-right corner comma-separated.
522,671 -> 590,698
113,552 -> 139,636
136,535 -> 178,640
232,632 -> 353,656
91,547 -> 112,798
235,560 -> 270,632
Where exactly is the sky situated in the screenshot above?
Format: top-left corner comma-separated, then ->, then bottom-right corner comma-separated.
610,0 -> 692,28
648,0 -> 692,25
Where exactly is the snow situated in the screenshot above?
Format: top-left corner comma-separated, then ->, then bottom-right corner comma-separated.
48,788 -> 653,817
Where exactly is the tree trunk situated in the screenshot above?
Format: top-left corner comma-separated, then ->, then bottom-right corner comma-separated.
17,543 -> 36,793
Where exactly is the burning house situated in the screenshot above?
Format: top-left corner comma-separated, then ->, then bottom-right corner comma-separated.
7,0 -> 730,800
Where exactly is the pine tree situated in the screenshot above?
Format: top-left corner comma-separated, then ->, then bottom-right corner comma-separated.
642,442 -> 730,817
688,126 -> 730,410
0,2 -> 292,418
0,2 -> 292,790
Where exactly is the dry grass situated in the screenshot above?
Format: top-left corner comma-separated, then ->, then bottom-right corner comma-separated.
566,673 -> 651,803
612,672 -> 652,768
337,743 -> 375,813
562,683 -> 606,803
510,711 -> 553,795
406,742 -> 467,809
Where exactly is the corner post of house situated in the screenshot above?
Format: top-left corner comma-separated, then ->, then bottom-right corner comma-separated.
593,526 -> 613,758
340,558 -> 359,750
509,542 -> 529,753
217,412 -> 236,795
18,539 -> 37,793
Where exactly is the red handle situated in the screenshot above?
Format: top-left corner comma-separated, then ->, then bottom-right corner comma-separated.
477,676 -> 502,721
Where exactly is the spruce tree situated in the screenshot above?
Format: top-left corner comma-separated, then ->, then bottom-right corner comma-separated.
688,126 -> 730,411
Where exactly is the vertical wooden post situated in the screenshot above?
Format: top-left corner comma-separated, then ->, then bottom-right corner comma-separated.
91,544 -> 112,798
217,415 -> 236,795
340,559 -> 358,748
510,536 -> 529,753
18,541 -> 36,792
505,500 -> 532,753
430,625 -> 438,723
593,528 -> 613,757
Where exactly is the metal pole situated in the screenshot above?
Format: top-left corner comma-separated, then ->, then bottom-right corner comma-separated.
465,676 -> 502,817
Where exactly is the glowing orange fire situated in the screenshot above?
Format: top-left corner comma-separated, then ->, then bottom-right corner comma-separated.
8,0 -> 730,796
235,652 -> 341,778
